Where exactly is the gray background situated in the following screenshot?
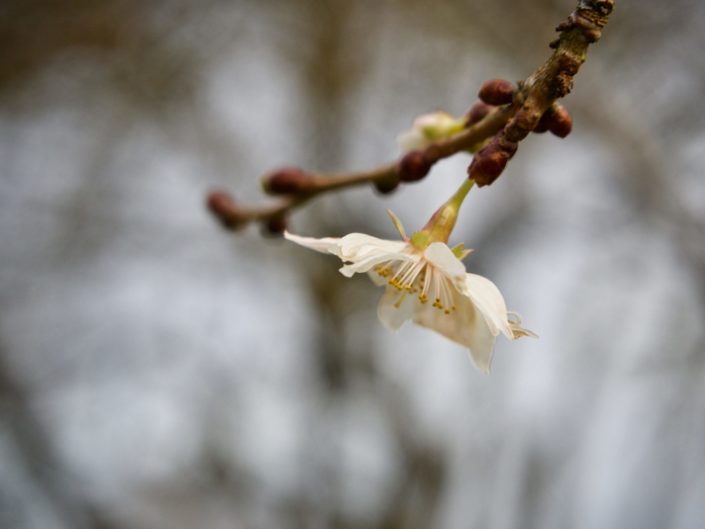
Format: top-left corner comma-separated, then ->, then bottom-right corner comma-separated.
1,1 -> 704,528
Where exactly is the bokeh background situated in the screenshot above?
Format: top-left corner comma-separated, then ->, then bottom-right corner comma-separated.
2,1 -> 704,528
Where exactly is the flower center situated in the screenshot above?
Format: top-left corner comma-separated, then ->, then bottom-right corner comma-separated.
374,258 -> 458,315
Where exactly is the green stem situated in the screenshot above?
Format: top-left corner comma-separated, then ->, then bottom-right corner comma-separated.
450,178 -> 475,208
411,178 -> 475,248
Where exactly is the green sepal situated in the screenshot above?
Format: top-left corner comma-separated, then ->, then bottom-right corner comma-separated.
451,243 -> 473,260
387,209 -> 408,240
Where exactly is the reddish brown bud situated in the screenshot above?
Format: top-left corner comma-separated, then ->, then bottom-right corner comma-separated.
533,112 -> 551,133
262,167 -> 314,195
374,177 -> 400,194
465,101 -> 494,127
206,189 -> 247,229
478,79 -> 515,106
467,135 -> 518,187
468,151 -> 507,186
263,216 -> 287,236
398,150 -> 433,182
547,105 -> 572,138
533,104 -> 572,137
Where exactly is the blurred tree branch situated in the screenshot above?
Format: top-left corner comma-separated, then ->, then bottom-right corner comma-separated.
0,1 -> 136,91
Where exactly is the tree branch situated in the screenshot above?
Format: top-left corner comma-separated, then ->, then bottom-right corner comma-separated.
207,0 -> 615,233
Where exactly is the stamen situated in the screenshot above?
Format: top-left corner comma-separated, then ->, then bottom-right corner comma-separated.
374,263 -> 391,278
397,260 -> 424,289
390,260 -> 413,282
394,291 -> 408,309
439,276 -> 453,312
420,266 -> 432,301
431,270 -> 442,308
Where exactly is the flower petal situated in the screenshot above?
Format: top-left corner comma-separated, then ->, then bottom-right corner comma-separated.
463,273 -> 512,338
377,287 -> 414,331
397,129 -> 427,152
338,233 -> 407,257
412,297 -> 466,344
284,232 -> 342,256
464,315 -> 498,375
423,242 -> 466,278
398,112 -> 463,152
339,251 -> 415,278
412,293 -> 497,374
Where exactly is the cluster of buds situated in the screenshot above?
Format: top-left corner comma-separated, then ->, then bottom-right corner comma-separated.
210,75 -> 576,230
206,0 -> 616,238
463,79 -> 574,186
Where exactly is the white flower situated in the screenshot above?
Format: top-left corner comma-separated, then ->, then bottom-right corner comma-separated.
397,111 -> 465,152
284,225 -> 534,373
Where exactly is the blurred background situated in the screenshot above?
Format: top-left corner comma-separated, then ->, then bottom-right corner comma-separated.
1,1 -> 704,528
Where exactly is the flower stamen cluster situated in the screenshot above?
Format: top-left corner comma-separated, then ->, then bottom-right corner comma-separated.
377,258 -> 458,314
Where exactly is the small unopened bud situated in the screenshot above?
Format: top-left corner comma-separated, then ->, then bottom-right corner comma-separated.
533,104 -> 573,137
207,189 -> 247,229
263,215 -> 287,236
533,113 -> 551,133
478,79 -> 515,106
374,176 -> 400,194
398,150 -> 433,182
262,167 -> 314,195
398,111 -> 464,152
547,105 -> 572,138
465,101 -> 494,127
467,135 -> 518,187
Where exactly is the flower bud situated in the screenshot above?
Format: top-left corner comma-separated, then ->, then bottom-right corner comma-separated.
206,189 -> 247,229
397,111 -> 464,152
374,176 -> 400,194
478,79 -> 515,106
467,135 -> 518,187
398,150 -> 433,182
533,104 -> 573,137
547,105 -> 572,138
262,167 -> 314,195
533,112 -> 551,133
464,101 -> 494,127
263,216 -> 287,236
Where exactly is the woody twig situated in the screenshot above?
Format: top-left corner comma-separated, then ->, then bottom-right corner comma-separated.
207,0 -> 615,234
